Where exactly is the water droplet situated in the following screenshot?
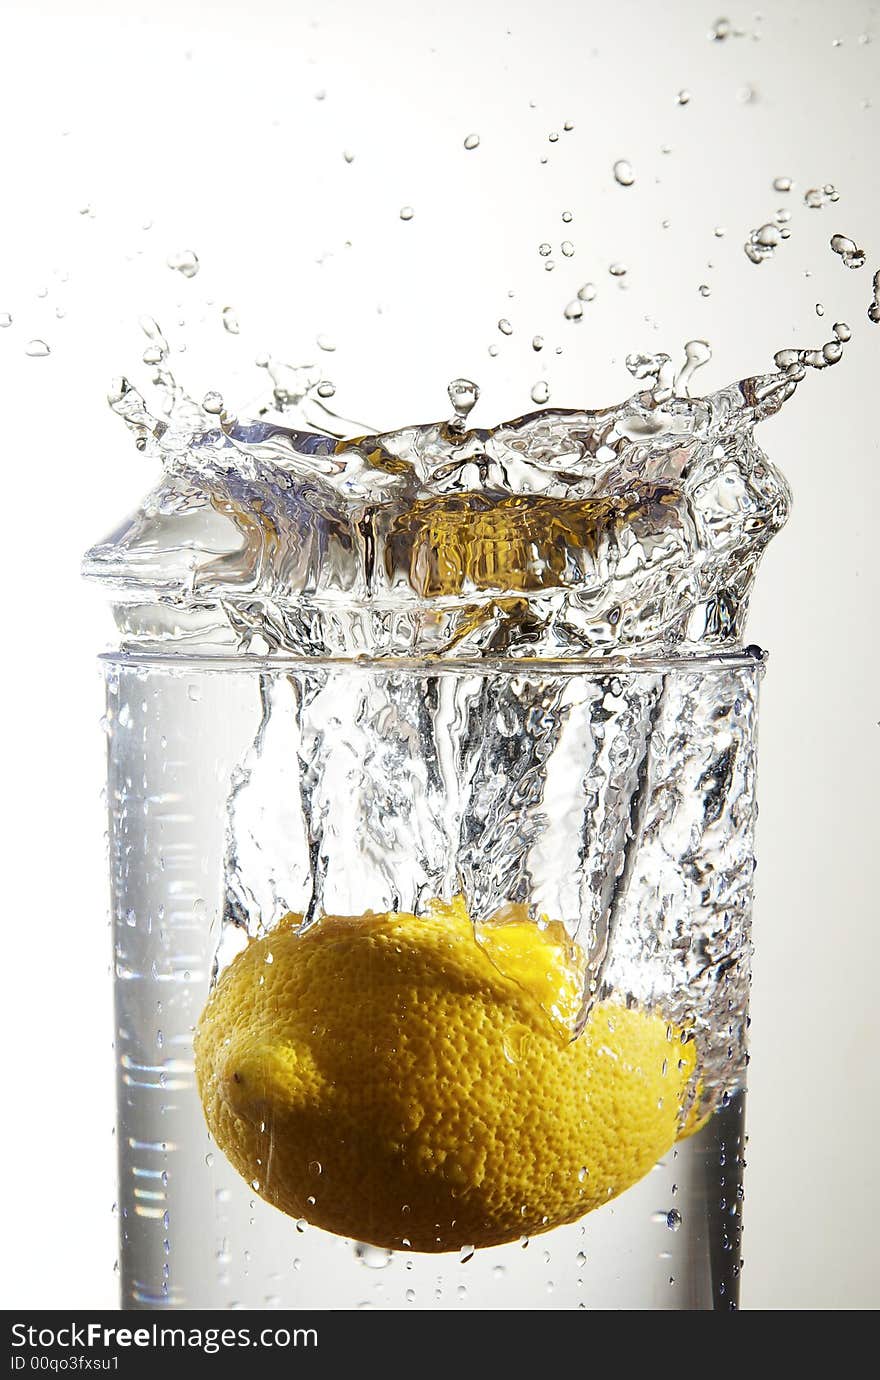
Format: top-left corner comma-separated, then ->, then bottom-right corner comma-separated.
666,1209 -> 683,1231
830,233 -> 866,269
493,1265 -> 506,1278
737,84 -> 757,103
833,321 -> 851,342
577,282 -> 597,301
221,307 -> 240,335
609,262 -> 627,277
563,120 -> 574,131
613,159 -> 635,187
295,1218 -> 308,1233
447,377 -> 479,428
804,185 -> 839,209
316,381 -> 336,399
405,1288 -> 416,1303
677,89 -> 691,105
773,176 -> 792,192
463,133 -> 480,150
699,284 -> 711,297
530,380 -> 550,404
543,259 -> 555,272
564,300 -> 583,321
744,219 -> 786,264
0,312 -> 11,327
497,318 -> 513,335
456,1284 -> 467,1299
167,249 -> 199,278
202,391 -> 224,415
538,242 -> 552,256
561,240 -> 575,257
675,338 -> 712,395
355,1242 -> 392,1269
714,226 -> 726,238
399,206 -> 414,221
561,210 -> 573,223
548,131 -> 559,143
24,339 -> 50,357
343,150 -> 355,164
531,335 -> 544,351
459,1245 -> 475,1264
205,1152 -> 214,1168
710,16 -> 734,40
869,270 -> 880,324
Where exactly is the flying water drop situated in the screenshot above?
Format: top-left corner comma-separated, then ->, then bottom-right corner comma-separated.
447,378 -> 479,430
613,160 -> 635,187
829,234 -> 866,269
167,249 -> 200,279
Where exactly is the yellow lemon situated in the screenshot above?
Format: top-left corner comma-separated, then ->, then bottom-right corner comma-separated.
194,898 -> 696,1253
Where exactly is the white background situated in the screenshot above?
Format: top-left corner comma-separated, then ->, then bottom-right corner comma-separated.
0,0 -> 877,1310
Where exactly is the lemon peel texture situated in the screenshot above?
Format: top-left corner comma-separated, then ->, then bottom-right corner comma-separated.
194,899 -> 696,1252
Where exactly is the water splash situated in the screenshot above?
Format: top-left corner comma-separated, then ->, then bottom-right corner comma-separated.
82,314 -> 853,662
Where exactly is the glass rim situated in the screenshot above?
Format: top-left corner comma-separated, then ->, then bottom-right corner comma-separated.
99,645 -> 767,675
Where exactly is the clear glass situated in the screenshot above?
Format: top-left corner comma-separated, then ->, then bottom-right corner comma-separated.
105,650 -> 759,1311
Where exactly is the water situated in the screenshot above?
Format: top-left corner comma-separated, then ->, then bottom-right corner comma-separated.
105,654 -> 751,1309
87,258 -> 865,1310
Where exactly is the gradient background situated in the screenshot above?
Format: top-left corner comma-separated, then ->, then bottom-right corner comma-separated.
0,0 -> 876,1309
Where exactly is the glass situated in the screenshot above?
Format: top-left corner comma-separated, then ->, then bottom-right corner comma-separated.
105,647 -> 759,1311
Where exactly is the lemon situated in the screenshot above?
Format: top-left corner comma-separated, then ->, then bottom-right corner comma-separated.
194,898 -> 696,1253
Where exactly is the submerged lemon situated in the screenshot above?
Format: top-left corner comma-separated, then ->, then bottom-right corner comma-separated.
194,899 -> 696,1252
